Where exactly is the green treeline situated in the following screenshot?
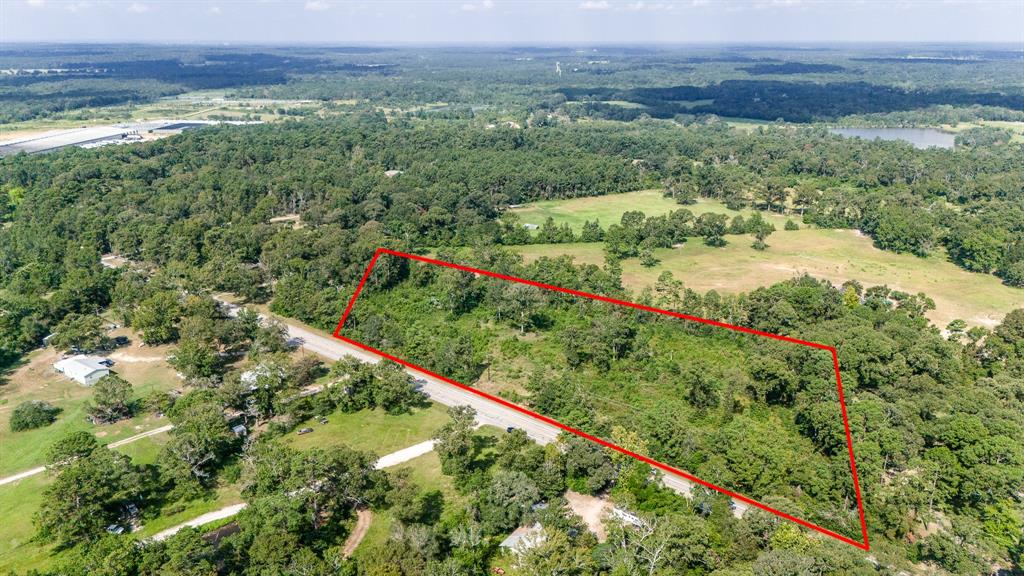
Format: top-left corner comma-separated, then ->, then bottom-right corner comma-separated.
340,248 -> 1024,572
2,116 -> 1023,367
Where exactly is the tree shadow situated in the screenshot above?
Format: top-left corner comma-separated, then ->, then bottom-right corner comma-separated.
418,490 -> 445,525
471,434 -> 497,470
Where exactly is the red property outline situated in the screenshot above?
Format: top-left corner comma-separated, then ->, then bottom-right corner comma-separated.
332,247 -> 870,550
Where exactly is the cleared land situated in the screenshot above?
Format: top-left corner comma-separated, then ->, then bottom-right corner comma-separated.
0,335 -> 180,476
514,229 -> 1024,329
0,90 -> 333,144
283,404 -> 450,456
509,190 -> 792,232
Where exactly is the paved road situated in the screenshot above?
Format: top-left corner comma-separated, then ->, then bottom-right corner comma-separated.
0,424 -> 176,487
283,322 -> 562,445
219,301 -> 746,517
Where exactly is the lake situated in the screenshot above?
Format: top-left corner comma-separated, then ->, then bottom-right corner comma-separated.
829,127 -> 956,150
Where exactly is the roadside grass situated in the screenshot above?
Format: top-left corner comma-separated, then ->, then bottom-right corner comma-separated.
113,432 -> 170,466
132,484 -> 244,539
508,190 -> 791,232
512,228 -> 1024,329
0,433 -> 177,573
283,403 -> 451,457
0,474 -> 53,574
0,335 -> 180,476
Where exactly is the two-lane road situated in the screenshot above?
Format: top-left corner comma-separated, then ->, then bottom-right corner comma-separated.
282,321 -> 562,445
272,314 -> 748,516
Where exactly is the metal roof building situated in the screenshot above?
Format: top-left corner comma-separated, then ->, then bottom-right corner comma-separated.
53,355 -> 111,386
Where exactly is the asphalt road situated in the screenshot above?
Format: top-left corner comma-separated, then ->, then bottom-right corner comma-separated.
282,321 -> 563,445
277,316 -> 748,516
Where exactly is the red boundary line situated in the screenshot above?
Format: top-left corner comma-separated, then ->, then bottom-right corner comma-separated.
332,247 -> 870,550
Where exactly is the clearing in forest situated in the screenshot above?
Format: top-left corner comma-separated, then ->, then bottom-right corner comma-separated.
332,249 -> 870,550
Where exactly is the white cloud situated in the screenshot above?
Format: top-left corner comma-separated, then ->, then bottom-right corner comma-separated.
627,1 -> 676,10
579,0 -> 610,10
126,2 -> 149,13
26,0 -> 45,7
304,0 -> 330,11
461,0 -> 495,12
208,5 -> 222,14
61,1 -> 93,12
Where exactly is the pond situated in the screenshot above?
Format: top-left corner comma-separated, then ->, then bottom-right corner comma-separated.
829,127 -> 956,150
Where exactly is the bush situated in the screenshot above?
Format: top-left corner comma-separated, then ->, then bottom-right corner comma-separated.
784,219 -> 800,231
10,400 -> 61,432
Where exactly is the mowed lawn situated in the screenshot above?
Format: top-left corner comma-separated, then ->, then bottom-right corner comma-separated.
0,474 -> 52,574
508,189 -> 792,232
514,228 -> 1024,329
0,431 -> 182,573
352,430 -> 504,563
283,403 -> 451,457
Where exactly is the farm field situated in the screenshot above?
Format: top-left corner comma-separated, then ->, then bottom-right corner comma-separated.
513,228 -> 1024,329
508,190 -> 792,232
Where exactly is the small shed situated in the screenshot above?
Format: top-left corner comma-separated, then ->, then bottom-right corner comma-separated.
53,355 -> 111,386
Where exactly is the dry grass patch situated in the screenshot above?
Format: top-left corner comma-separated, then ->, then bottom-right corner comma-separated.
514,228 -> 1024,329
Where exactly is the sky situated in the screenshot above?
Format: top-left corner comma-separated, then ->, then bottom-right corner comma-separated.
2,0 -> 1022,45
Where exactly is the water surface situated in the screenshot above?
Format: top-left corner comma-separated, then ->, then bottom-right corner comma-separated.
829,127 -> 955,150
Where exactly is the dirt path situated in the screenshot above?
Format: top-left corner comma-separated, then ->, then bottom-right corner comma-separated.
0,423 -> 175,486
342,508 -> 373,558
150,503 -> 247,541
108,351 -> 166,363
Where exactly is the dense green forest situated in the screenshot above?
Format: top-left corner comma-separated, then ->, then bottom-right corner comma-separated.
3,43 -> 1022,123
3,114 -> 1022,370
1,42 -> 1023,575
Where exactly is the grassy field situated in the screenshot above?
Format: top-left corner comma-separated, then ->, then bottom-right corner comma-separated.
0,429 -> 179,573
283,403 -> 451,457
508,190 -> 792,232
0,474 -> 52,573
132,484 -> 244,539
0,335 -> 181,476
938,120 -> 1024,144
513,228 -> 1024,329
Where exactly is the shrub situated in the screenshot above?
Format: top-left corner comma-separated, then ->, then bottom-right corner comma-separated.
784,219 -> 800,231
10,400 -> 61,432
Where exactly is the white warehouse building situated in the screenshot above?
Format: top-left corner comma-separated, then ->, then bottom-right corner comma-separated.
53,355 -> 111,386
